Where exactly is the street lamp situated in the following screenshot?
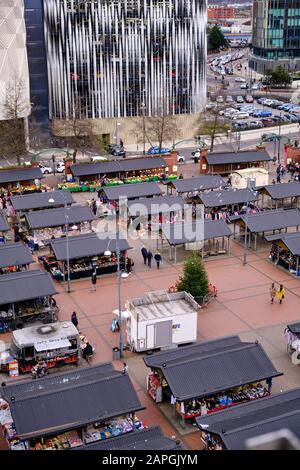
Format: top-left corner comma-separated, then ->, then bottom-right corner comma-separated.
48,194 -> 76,293
141,102 -> 146,155
115,122 -> 121,147
277,112 -> 282,164
243,178 -> 256,266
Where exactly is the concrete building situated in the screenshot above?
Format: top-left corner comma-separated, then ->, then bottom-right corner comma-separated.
208,5 -> 236,19
249,0 -> 300,74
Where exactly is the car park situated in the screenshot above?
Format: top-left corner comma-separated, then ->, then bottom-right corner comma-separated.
236,95 -> 244,103
235,77 -> 246,82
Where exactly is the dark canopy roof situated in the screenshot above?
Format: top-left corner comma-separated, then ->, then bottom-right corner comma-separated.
74,427 -> 182,451
0,167 -> 43,184
162,219 -> 232,246
205,150 -> 271,166
143,336 -> 281,401
0,242 -> 34,268
230,209 -> 300,233
71,157 -> 166,177
50,233 -> 130,261
103,182 -> 162,201
167,176 -> 226,193
287,322 -> 300,334
258,182 -> 300,200
0,363 -> 144,440
127,195 -> 184,217
265,231 -> 300,256
196,388 -> 300,450
199,188 -> 258,208
25,205 -> 95,229
0,269 -> 57,305
0,211 -> 9,232
9,190 -> 74,211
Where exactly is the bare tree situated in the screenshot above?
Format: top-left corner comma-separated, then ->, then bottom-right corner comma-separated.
145,100 -> 180,152
0,76 -> 30,165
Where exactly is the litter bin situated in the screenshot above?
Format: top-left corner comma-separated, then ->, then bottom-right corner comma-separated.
112,347 -> 121,360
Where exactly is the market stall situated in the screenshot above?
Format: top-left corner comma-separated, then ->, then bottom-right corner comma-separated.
161,219 -> 233,262
0,269 -> 57,333
9,190 -> 74,219
229,208 -> 300,250
200,150 -> 271,175
0,166 -> 44,194
284,322 -> 300,364
39,232 -> 130,281
197,188 -> 259,216
196,388 -> 300,450
143,335 -> 282,426
0,363 -> 145,450
102,181 -> 163,203
0,242 -> 34,274
165,175 -> 226,195
256,182 -> 300,209
23,205 -> 95,247
266,231 -> 300,275
0,211 -> 9,243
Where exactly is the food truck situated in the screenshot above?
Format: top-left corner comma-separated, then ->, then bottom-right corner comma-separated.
0,322 -> 80,373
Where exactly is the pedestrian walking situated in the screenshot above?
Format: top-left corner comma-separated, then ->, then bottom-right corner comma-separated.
154,251 -> 162,269
147,250 -> 153,268
71,311 -> 79,328
141,246 -> 148,265
276,173 -> 281,184
122,362 -> 128,374
91,270 -> 97,292
277,284 -> 285,304
269,283 -> 276,304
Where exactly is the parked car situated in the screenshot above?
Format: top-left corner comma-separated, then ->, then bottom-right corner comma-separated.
252,110 -> 272,118
232,122 -> 249,131
240,83 -> 249,89
107,144 -> 126,157
235,77 -> 246,82
271,100 -> 284,108
261,118 -> 275,126
216,95 -> 224,103
226,95 -> 234,103
261,133 -> 281,141
286,114 -> 300,122
56,162 -> 65,173
249,120 -> 264,129
231,112 -> 249,120
147,146 -> 171,155
257,97 -> 268,104
263,99 -> 274,106
39,163 -> 52,175
245,95 -> 254,103
251,83 -> 260,90
236,95 -> 244,103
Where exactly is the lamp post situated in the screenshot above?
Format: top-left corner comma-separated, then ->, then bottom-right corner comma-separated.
141,102 -> 146,155
243,178 -> 256,266
277,112 -> 282,164
48,194 -> 77,293
115,121 -> 121,147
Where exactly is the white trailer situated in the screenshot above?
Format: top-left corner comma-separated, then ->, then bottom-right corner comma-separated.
125,290 -> 198,352
230,168 -> 269,189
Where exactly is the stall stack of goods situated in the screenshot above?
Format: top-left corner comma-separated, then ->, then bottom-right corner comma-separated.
0,399 -> 29,450
31,430 -> 83,450
84,416 -> 143,444
270,244 -> 298,274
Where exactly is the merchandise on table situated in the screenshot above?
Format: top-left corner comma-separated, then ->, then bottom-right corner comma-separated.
269,243 -> 299,275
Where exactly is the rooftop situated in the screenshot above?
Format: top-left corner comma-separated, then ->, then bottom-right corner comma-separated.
198,188 -> 258,208
0,211 -> 9,232
258,182 -> 300,200
12,321 -> 79,349
9,190 -> 74,211
0,242 -> 34,268
169,176 -> 226,193
24,205 -> 95,229
265,231 -> 300,256
71,157 -> 166,177
103,182 -> 162,201
230,209 -> 300,233
162,219 -> 233,246
205,150 -> 271,165
0,167 -> 43,184
127,195 -> 185,217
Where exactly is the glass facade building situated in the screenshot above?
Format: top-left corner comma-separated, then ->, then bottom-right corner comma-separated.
250,0 -> 300,73
42,0 -> 207,120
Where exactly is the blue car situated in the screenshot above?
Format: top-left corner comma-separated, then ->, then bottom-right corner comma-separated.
147,146 -> 171,155
252,110 -> 272,118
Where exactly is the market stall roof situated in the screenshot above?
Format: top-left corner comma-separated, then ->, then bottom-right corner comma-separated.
198,188 -> 259,208
73,427 -> 183,451
0,363 -> 144,440
229,209 -> 300,233
162,219 -> 232,246
9,190 -> 74,212
24,205 -> 95,229
168,176 -> 226,193
0,242 -> 34,268
265,231 -> 300,256
0,269 -> 57,305
196,388 -> 300,450
0,211 -> 9,232
257,182 -> 300,200
70,157 -> 167,178
0,167 -> 43,184
287,322 -> 300,334
143,336 -> 282,401
127,195 -> 185,217
205,150 -> 271,166
103,181 -> 162,201
49,232 -> 131,261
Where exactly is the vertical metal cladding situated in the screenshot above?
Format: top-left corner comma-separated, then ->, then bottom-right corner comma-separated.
43,0 -> 207,120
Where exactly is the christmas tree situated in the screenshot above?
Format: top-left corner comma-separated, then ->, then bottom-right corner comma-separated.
176,252 -> 209,299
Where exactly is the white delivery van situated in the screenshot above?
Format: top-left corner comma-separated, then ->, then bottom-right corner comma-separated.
125,290 -> 198,352
230,168 -> 269,189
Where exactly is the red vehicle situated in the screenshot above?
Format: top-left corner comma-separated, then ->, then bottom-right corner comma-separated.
262,118 -> 274,127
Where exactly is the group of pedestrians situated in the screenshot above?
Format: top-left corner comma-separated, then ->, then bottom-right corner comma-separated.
269,283 -> 285,304
141,246 -> 162,269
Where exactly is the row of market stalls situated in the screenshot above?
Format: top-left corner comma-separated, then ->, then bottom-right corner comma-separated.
199,150 -> 272,175
0,167 -> 44,194
0,363 -> 183,450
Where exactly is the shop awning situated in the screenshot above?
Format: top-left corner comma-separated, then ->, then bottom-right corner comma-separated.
127,195 -> 185,217
287,322 -> 300,334
229,209 -> 300,234
196,388 -> 300,450
198,188 -> 259,208
162,219 -> 232,246
103,182 -> 162,201
0,363 -> 144,440
143,336 -> 282,401
265,231 -> 300,256
73,426 -> 183,451
0,167 -> 43,184
205,150 -> 271,166
0,242 -> 34,268
0,211 -> 9,232
25,205 -> 95,229
168,176 -> 226,193
34,338 -> 71,352
70,157 -> 167,178
258,182 -> 300,200
49,232 -> 130,261
10,190 -> 74,212
0,269 -> 57,306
